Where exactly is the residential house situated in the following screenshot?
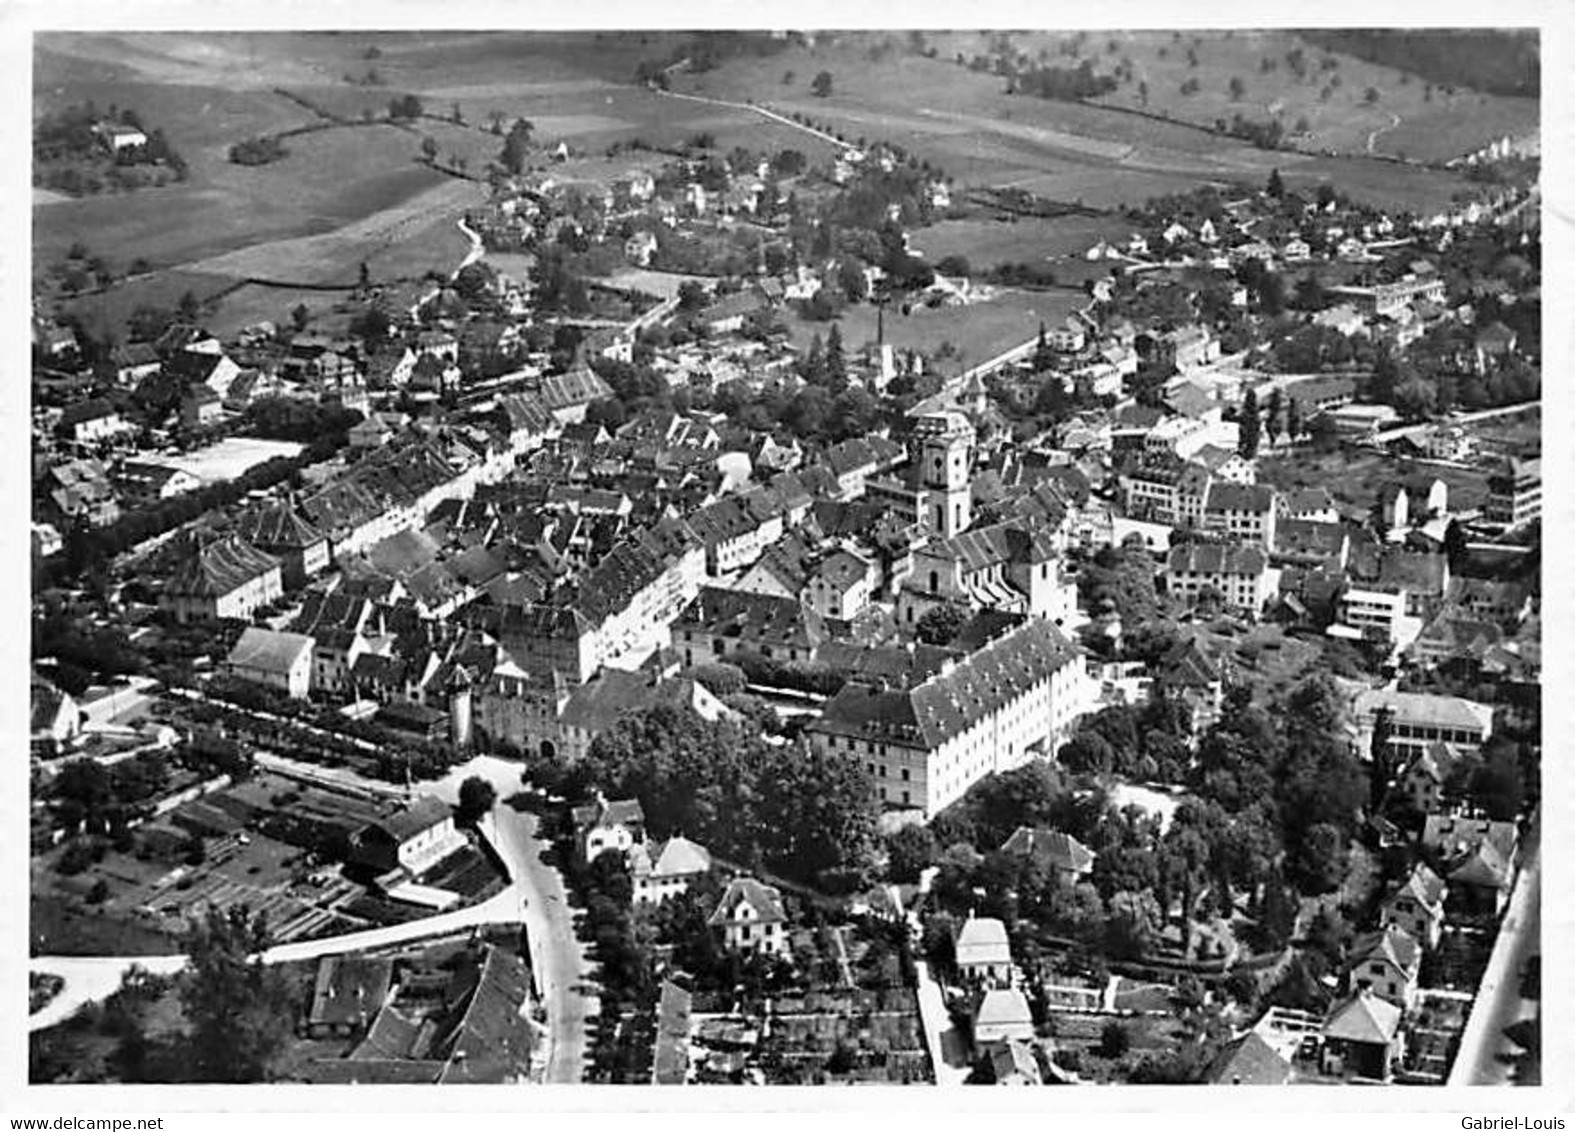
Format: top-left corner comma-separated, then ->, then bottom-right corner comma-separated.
1393,742 -> 1463,817
1379,863 -> 1448,951
1422,815 -> 1518,918
675,586 -> 826,668
1202,482 -> 1278,547
226,626 -> 315,698
807,618 -> 1091,816
1283,486 -> 1339,524
999,827 -> 1095,883
349,796 -> 465,877
43,458 -> 120,527
1344,925 -> 1422,1011
166,348 -> 243,400
160,535 -> 283,624
235,501 -> 330,588
1204,1031 -> 1293,1086
954,916 -> 1013,987
305,957 -> 395,1039
1321,990 -> 1405,1081
625,230 -> 659,266
973,989 -> 1035,1045
56,400 -> 132,446
1164,543 -> 1271,615
111,342 -> 162,387
113,460 -> 200,503
631,836 -> 713,906
804,549 -> 876,621
572,794 -> 646,864
708,876 -> 790,958
555,669 -> 728,762
180,385 -> 223,429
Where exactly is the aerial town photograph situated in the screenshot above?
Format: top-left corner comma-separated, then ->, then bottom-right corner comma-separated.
25,25 -> 1541,1094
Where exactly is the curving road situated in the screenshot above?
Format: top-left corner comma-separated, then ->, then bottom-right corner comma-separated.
29,755 -> 596,1082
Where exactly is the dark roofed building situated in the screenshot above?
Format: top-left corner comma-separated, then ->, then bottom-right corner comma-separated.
235,501 -> 329,588
1000,827 -> 1095,881
160,534 -> 283,624
306,957 -> 395,1038
1205,1031 -> 1292,1085
807,617 -> 1088,816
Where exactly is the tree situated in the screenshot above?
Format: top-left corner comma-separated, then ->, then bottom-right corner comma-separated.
1098,1019 -> 1131,1059
824,323 -> 846,385
1293,821 -> 1349,894
1285,395 -> 1303,442
290,303 -> 310,332
1365,86 -> 1381,104
179,906 -> 294,1082
812,71 -> 834,98
1238,386 -> 1261,458
1266,168 -> 1285,199
420,136 -> 438,163
915,601 -> 971,646
177,290 -> 201,322
457,777 -> 497,825
500,118 -> 534,175
886,824 -> 939,883
1228,75 -> 1246,101
1265,386 -> 1285,444
1104,889 -> 1162,959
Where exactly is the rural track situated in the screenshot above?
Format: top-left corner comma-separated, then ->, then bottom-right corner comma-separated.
1366,111 -> 1403,156
650,86 -> 852,152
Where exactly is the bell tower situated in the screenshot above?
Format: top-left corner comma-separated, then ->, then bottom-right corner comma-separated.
915,411 -> 975,538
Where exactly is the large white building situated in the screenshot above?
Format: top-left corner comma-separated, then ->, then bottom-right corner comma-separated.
806,618 -> 1093,817
1352,689 -> 1495,761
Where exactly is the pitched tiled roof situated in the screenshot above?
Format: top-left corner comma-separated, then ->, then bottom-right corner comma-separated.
227,626 -> 313,675
653,980 -> 693,1085
235,501 -> 325,551
955,916 -> 1011,967
708,876 -> 786,926
1323,990 -> 1402,1045
812,617 -> 1079,749
1204,482 -> 1275,514
1205,1031 -> 1292,1085
1166,542 -> 1268,576
374,795 -> 453,843
436,947 -> 535,1083
1000,827 -> 1095,873
168,535 -> 279,598
538,368 -> 612,411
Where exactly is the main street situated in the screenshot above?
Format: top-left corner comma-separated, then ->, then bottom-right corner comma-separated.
30,754 -> 596,1083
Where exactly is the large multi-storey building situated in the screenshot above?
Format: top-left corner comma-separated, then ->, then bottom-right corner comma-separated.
806,618 -> 1092,817
1484,457 -> 1541,530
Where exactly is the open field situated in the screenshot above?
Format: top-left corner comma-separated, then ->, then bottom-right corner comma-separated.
674,37 -> 1484,212
1258,448 -> 1490,517
784,287 -> 1085,373
917,29 -> 1537,163
57,270 -> 239,346
149,438 -> 305,484
912,215 -> 1135,269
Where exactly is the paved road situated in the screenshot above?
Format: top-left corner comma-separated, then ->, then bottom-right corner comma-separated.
422,756 -> 599,1084
1449,816 -> 1541,1085
30,755 -> 596,1082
